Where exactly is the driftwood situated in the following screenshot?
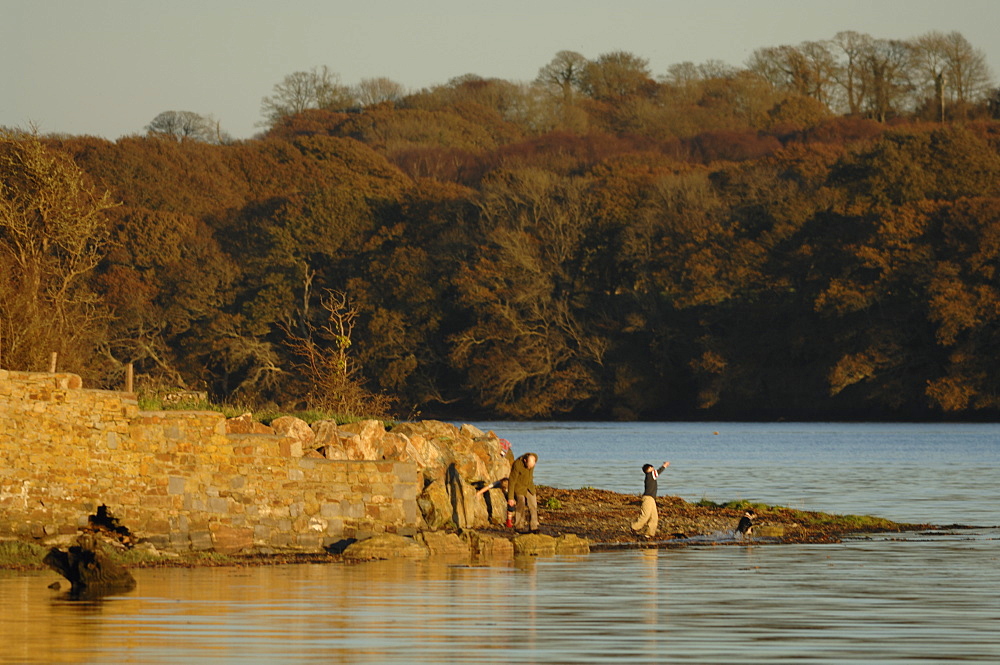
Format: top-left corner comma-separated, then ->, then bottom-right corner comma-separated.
43,534 -> 136,596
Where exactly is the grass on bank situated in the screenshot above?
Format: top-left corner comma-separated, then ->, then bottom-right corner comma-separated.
136,394 -> 387,427
0,540 -> 47,568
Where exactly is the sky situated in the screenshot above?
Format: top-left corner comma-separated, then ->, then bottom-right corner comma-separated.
3,0 -> 999,141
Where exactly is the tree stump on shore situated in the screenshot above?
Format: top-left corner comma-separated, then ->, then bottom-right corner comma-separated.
43,534 -> 136,596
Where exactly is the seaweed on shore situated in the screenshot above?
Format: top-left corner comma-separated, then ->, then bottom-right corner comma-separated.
513,486 -> 930,547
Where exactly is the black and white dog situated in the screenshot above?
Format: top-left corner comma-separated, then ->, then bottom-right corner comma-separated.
735,509 -> 756,538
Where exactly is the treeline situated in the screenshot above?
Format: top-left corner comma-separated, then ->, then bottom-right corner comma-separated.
2,34 -> 1000,421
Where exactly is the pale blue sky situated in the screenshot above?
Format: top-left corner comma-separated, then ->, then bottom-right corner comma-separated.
3,0 -> 998,140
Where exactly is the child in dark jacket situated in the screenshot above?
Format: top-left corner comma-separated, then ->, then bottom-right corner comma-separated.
631,461 -> 670,538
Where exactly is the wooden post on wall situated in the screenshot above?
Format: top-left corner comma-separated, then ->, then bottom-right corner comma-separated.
49,352 -> 58,373
125,362 -> 134,393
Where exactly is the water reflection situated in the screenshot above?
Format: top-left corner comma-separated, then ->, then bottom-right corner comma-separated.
2,536 -> 999,664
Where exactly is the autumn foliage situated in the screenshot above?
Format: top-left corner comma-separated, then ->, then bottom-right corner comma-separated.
4,37 -> 1000,420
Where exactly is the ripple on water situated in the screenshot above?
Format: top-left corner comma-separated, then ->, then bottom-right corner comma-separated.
2,535 -> 999,664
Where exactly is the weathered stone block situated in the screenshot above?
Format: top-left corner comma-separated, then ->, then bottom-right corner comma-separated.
325,518 -> 344,536
394,463 -> 418,484
211,524 -> 253,554
320,502 -> 342,519
189,530 -> 214,551
295,533 -> 323,549
168,476 -> 187,495
269,532 -> 294,548
417,531 -> 470,558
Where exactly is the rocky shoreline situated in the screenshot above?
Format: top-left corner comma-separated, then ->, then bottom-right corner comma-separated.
2,485 -> 939,573
0,408 -> 942,571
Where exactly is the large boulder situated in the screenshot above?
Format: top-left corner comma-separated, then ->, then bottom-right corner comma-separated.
452,476 -> 490,529
417,470 -> 491,530
512,533 -> 557,556
225,413 -> 274,435
312,421 -> 365,460
480,487 -> 510,525
415,531 -> 470,558
391,420 -> 511,486
391,422 -> 452,479
269,416 -> 314,457
459,423 -> 486,438
337,419 -> 387,458
468,531 -> 514,559
379,431 -> 409,460
341,534 -> 429,560
510,533 -> 591,556
417,479 -> 453,530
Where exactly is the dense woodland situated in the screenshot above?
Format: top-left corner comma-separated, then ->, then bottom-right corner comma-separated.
3,32 -> 1000,421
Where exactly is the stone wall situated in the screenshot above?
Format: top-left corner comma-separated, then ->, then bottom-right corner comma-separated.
0,370 -> 419,553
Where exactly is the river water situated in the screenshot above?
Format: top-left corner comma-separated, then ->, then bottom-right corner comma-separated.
2,422 -> 998,663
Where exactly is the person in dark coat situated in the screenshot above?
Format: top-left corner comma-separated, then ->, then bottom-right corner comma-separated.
506,452 -> 538,533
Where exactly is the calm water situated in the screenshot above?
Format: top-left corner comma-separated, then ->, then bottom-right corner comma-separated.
482,421 -> 1000,526
2,422 -> 998,664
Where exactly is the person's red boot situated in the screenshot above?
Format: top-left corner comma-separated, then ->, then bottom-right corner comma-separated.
505,516 -> 513,529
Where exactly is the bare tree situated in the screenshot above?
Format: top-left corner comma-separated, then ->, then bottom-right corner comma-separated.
259,66 -> 355,127
356,77 -> 406,106
859,38 -> 916,121
747,41 -> 838,107
832,31 -> 873,114
799,41 -> 841,107
662,60 -> 739,86
284,290 -> 395,418
911,32 -> 952,120
146,110 -> 229,143
535,50 -> 588,102
913,31 -> 994,106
